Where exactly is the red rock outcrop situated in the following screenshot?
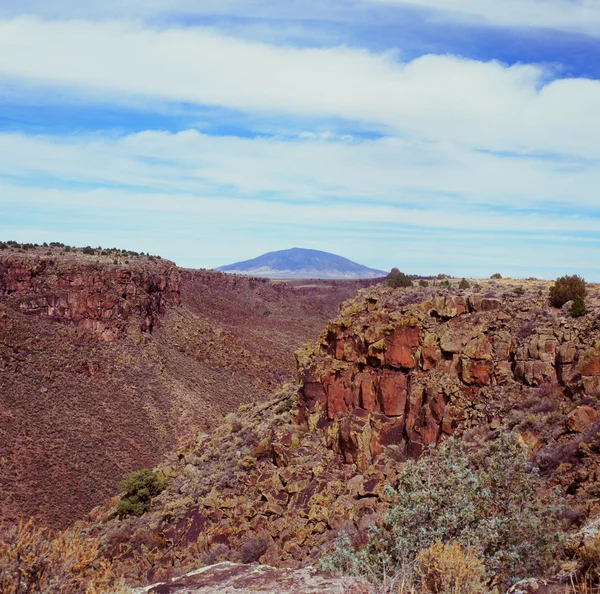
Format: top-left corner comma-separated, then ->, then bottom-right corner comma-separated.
0,254 -> 180,340
296,286 -> 600,467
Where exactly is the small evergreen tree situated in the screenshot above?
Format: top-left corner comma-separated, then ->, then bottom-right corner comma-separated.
387,268 -> 413,288
459,278 -> 470,290
116,469 -> 166,518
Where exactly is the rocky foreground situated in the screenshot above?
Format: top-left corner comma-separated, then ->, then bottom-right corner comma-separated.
67,278 -> 600,591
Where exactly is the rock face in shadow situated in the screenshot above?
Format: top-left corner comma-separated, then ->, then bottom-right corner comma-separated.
297,285 -> 600,468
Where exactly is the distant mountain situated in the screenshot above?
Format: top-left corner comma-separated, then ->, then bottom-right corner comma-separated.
215,247 -> 387,279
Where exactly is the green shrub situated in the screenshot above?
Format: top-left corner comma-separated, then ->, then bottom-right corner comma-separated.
549,274 -> 586,308
491,273 -> 502,279
459,278 -> 470,290
116,469 -> 166,518
387,268 -> 413,288
82,246 -> 95,255
514,286 -> 525,296
419,280 -> 429,288
321,434 -> 562,588
570,296 -> 587,317
439,279 -> 451,289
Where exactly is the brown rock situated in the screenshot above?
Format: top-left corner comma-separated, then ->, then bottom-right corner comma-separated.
583,375 -> 600,394
557,342 -> 577,365
378,370 -> 408,417
439,323 -> 462,354
463,333 -> 493,360
421,346 -> 442,371
354,372 -> 377,412
430,295 -> 467,318
578,348 -> 600,376
566,406 -> 598,433
384,325 -> 420,369
461,357 -> 493,386
468,294 -> 502,312
519,430 -> 542,460
325,374 -> 353,420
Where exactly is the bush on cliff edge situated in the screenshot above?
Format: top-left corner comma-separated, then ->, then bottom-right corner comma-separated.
116,469 -> 166,518
549,274 -> 586,308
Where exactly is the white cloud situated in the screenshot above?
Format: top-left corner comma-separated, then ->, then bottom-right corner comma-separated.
365,0 -> 600,37
0,18 -> 599,159
2,178 -> 599,277
1,130 -> 599,212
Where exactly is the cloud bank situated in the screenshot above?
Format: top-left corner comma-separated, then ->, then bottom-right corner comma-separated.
0,6 -> 598,278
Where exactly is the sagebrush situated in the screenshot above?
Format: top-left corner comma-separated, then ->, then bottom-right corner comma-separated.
322,434 -> 562,589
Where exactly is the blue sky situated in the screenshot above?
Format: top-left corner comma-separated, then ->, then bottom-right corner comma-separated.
0,1 -> 599,279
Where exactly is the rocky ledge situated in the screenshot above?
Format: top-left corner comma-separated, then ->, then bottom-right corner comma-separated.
82,281 -> 600,587
0,252 -> 180,340
135,562 -> 359,593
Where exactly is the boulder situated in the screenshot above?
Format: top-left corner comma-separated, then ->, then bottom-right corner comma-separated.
566,406 -> 598,433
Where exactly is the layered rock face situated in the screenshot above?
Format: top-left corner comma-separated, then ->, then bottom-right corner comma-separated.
0,254 -> 180,340
297,286 -> 600,467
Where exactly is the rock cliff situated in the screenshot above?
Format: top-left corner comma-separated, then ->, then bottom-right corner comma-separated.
0,253 -> 180,340
297,285 -> 600,467
0,247 -> 370,530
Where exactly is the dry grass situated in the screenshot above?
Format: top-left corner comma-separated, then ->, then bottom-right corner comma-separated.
0,518 -> 118,594
415,541 -> 489,594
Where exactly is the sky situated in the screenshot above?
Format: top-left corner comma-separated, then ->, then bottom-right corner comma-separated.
0,1 -> 599,279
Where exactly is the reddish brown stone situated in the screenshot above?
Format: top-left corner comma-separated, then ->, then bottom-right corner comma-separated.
371,413 -> 405,455
354,372 -> 377,412
302,382 -> 327,410
566,406 -> 598,433
461,358 -> 493,386
421,346 -> 442,371
377,370 -> 408,417
385,325 -> 420,369
325,374 -> 353,420
578,348 -> 600,376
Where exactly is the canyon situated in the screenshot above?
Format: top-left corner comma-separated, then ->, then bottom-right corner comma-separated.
4,249 -> 600,592
0,247 -> 374,529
